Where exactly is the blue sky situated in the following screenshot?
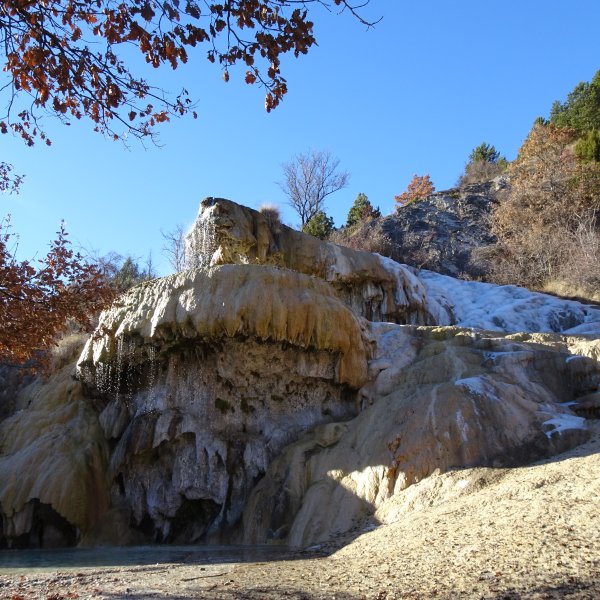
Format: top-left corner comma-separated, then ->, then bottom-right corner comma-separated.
2,0 -> 600,275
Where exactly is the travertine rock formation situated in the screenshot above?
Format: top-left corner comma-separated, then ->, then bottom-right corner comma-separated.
186,197 -> 433,324
79,264 -> 369,388
74,265 -> 369,543
1,197 -> 599,549
0,364 -> 109,547
420,269 -> 600,335
241,324 -> 599,546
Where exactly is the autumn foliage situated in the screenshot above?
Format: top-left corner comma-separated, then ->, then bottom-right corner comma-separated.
494,124 -> 599,238
395,174 -> 435,209
0,0 -> 373,143
0,162 -> 24,194
0,219 -> 113,368
489,123 -> 600,292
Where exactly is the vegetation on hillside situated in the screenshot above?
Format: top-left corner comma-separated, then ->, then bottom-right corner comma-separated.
330,69 -> 600,301
487,122 -> 600,297
302,210 -> 335,240
482,70 -> 600,299
328,193 -> 388,253
457,142 -> 508,186
550,70 -> 600,132
346,193 -> 380,228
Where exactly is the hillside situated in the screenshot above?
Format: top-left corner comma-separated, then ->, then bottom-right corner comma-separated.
336,71 -> 600,302
374,180 -> 501,279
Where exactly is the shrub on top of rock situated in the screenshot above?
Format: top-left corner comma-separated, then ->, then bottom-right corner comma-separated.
259,204 -> 282,229
394,174 -> 435,210
345,193 -> 381,228
302,210 -> 335,240
458,142 -> 508,187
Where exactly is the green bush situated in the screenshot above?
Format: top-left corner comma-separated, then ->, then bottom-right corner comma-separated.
575,128 -> 600,162
346,193 -> 380,227
458,142 -> 508,186
550,69 -> 600,132
302,211 -> 335,239
469,142 -> 501,164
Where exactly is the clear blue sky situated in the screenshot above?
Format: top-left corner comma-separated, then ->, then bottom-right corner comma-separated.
3,1 -> 600,276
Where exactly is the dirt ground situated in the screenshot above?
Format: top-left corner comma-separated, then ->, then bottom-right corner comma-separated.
2,424 -> 600,600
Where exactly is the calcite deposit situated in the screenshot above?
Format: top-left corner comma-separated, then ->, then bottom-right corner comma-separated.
1,197 -> 600,549
0,364 -> 109,547
75,265 -> 368,542
241,324 -> 599,546
186,197 -> 434,324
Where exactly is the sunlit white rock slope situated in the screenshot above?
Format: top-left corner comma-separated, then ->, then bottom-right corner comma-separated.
419,268 -> 600,334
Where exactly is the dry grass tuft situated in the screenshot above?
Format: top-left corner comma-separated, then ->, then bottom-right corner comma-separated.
259,204 -> 282,230
329,224 -> 395,256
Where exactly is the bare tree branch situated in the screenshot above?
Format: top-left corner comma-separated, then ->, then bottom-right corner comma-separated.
161,223 -> 187,273
279,149 -> 349,226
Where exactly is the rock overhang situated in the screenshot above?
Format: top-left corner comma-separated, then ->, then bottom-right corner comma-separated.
78,264 -> 370,390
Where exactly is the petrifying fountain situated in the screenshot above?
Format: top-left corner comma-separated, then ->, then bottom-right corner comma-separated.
1,197 -> 599,548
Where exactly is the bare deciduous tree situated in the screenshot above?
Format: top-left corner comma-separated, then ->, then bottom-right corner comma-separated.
279,150 -> 349,227
161,224 -> 188,273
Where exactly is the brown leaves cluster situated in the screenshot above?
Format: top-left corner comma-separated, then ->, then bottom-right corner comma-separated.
0,218 -> 114,369
497,125 -> 581,228
0,0 -> 372,143
0,162 -> 24,194
394,174 -> 435,209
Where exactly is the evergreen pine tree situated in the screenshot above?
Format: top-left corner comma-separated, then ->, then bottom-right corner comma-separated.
302,211 -> 335,240
346,193 -> 380,227
575,128 -> 600,162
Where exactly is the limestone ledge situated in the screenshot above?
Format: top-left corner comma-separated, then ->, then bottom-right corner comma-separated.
77,264 -> 369,389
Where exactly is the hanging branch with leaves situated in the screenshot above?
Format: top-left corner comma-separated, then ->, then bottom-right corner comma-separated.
0,0 -> 376,144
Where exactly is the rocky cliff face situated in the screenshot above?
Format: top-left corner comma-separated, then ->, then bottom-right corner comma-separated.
75,265 -> 367,543
365,180 -> 501,278
1,197 -> 599,549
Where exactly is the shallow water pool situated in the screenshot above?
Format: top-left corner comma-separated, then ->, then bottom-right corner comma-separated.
0,544 -> 292,574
